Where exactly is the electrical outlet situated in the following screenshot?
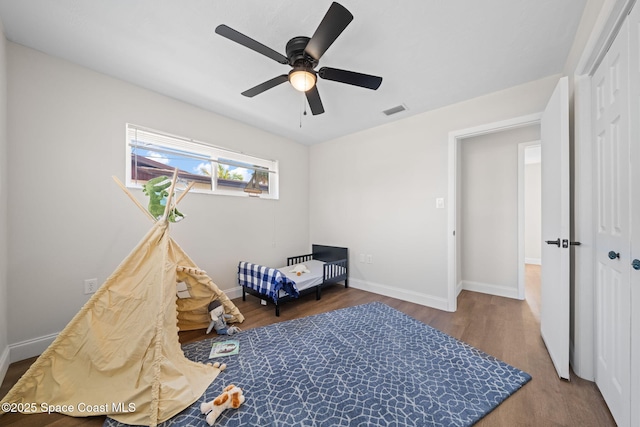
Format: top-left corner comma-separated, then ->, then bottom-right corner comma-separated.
366,254 -> 373,264
84,278 -> 98,295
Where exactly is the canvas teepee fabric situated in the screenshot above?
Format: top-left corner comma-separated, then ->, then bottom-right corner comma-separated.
0,174 -> 244,426
172,236 -> 243,330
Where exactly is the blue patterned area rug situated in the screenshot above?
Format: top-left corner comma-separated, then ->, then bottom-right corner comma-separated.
105,302 -> 531,427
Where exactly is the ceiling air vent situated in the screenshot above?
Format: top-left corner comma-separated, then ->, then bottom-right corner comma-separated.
382,104 -> 407,116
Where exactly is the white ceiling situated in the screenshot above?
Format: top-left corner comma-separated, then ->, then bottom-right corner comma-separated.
0,0 -> 587,145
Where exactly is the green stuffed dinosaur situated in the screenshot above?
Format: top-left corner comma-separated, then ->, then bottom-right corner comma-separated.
142,176 -> 185,222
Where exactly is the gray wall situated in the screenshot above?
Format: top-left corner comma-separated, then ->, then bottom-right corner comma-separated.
6,43 -> 309,352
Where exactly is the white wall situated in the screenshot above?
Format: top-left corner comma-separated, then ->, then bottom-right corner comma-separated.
460,125 -> 539,297
6,43 -> 309,357
524,161 -> 541,264
0,19 -> 9,381
309,75 -> 559,309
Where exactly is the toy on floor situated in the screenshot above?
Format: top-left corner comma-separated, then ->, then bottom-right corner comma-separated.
200,384 -> 245,426
206,361 -> 227,371
289,264 -> 310,276
206,300 -> 241,335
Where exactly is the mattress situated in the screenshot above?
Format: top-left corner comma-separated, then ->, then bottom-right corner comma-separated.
277,259 -> 326,297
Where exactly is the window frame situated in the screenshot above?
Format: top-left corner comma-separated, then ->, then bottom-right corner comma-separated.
125,124 -> 279,199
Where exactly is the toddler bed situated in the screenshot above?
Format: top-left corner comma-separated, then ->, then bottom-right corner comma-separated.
238,244 -> 348,316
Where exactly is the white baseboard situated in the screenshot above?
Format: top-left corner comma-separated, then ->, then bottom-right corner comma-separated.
461,280 -> 520,299
224,286 -> 243,300
0,345 -> 9,386
9,332 -> 58,363
525,258 -> 541,265
456,280 -> 464,297
349,278 -> 449,312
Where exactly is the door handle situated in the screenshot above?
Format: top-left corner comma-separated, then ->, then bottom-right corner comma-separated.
633,259 -> 640,270
562,240 -> 582,248
545,238 -> 560,247
608,251 -> 620,260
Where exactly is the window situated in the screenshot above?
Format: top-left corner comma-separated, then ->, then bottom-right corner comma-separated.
126,124 -> 279,199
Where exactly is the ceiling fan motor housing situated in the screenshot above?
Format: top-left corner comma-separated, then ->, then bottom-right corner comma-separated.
215,2 -> 381,114
286,36 -> 318,70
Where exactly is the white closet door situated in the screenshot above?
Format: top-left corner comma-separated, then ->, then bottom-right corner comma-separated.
628,3 -> 640,426
592,15 -> 631,427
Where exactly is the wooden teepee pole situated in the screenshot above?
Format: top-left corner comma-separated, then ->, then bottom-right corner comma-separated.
114,170 -> 193,223
112,176 -> 156,222
160,169 -> 180,222
175,181 -> 195,205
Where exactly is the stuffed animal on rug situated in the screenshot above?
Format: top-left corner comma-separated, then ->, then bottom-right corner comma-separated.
206,300 -> 241,335
200,384 -> 245,426
142,175 -> 184,222
289,264 -> 310,276
206,361 -> 227,371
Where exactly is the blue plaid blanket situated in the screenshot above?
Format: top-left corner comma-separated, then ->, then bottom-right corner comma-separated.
238,262 -> 299,301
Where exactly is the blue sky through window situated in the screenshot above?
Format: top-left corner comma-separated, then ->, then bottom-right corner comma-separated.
131,145 -> 255,182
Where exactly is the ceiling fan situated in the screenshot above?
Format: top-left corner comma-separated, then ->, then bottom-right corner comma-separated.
215,2 -> 382,115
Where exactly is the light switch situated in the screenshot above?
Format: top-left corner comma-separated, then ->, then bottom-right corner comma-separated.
436,198 -> 445,209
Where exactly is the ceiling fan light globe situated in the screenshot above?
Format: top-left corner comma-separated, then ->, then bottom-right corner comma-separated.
289,69 -> 316,92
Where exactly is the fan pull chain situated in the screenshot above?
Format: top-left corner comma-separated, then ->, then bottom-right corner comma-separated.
299,92 -> 307,128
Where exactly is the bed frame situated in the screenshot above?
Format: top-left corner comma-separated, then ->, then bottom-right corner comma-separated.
242,244 -> 349,316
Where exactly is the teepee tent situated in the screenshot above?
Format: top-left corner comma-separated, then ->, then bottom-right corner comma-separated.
0,171 -> 244,426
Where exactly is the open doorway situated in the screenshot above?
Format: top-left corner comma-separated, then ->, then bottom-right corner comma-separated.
447,113 -> 542,311
520,143 -> 542,318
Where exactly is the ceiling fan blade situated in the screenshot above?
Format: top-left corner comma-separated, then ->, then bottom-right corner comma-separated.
215,25 -> 289,65
305,86 -> 325,115
241,75 -> 289,97
304,2 -> 353,61
318,67 -> 382,90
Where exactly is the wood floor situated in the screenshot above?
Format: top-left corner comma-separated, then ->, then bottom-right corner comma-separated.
0,265 -> 615,426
